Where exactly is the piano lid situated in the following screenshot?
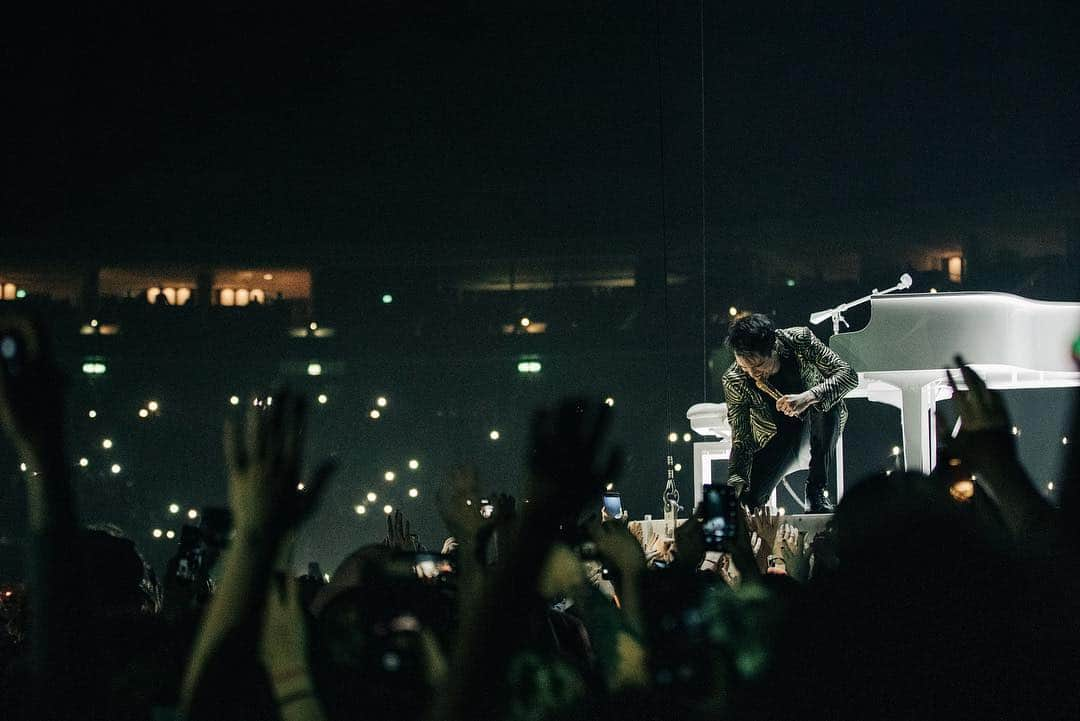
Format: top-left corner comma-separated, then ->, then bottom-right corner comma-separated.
829,291 -> 1080,374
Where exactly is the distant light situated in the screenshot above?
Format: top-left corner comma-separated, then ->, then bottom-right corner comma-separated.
88,409 -> 97,418
384,471 -> 396,482
605,482 -> 614,491
15,288 -> 26,298
604,397 -> 615,407
110,463 -> 121,474
102,438 -> 113,449
929,288 -> 938,294
948,457 -> 962,467
263,273 -> 274,281
728,306 -> 738,317
323,572 -> 331,582
369,409 -> 381,419
19,463 -> 27,472
383,504 -> 393,514
517,361 -> 542,373
187,509 -> 198,519
82,362 -> 107,375
674,463 -> 682,472
165,530 -> 176,540
408,459 -> 419,470
147,401 -> 159,412
229,395 -> 240,405
823,489 -> 829,498
152,529 -> 163,539
778,507 -> 786,516
307,363 -> 322,376
1011,426 -> 1020,435
297,482 -> 305,491
891,446 -> 901,456
355,504 -> 367,515
78,457 -> 89,467
168,503 -> 180,514
668,432 -> 678,443
489,430 -> 500,440
90,319 -> 99,328
408,488 -> 419,498
138,408 -> 149,418
949,479 -> 975,502
520,317 -> 531,327
785,278 -> 796,287
381,294 -> 393,304
309,321 -> 318,331
366,492 -> 377,503
1064,437 -> 1070,445
376,396 -> 388,407
683,432 -> 692,443
317,393 -> 328,404
1048,482 -> 1055,491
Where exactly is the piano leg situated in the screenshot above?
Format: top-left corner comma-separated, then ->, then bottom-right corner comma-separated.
899,383 -> 940,475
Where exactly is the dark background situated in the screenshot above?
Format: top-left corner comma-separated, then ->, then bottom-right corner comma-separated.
1,1 -> 1077,572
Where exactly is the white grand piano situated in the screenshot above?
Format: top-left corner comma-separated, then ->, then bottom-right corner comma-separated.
830,291 -> 1080,486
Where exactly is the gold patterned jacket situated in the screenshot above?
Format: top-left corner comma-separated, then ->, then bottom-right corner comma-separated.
721,327 -> 859,490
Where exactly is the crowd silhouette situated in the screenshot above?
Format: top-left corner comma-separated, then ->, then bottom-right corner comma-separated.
1,312 -> 1078,720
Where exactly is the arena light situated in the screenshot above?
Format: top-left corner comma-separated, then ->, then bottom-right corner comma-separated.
168,503 -> 180,514
88,410 -> 97,418
517,361 -> 542,373
187,509 -> 198,519
165,530 -> 176,540
383,504 -> 393,514
520,317 -> 531,327
82,361 -> 107,375
667,432 -> 678,443
604,397 -> 615,407
309,321 -> 318,331
110,463 -> 121,474
384,471 -> 396,482
408,459 -> 419,470
138,409 -> 149,418
147,401 -> 159,412
489,430 -> 500,440
683,433 -> 692,443
355,505 -> 367,515
381,294 -> 393,304
102,438 -> 113,449
408,488 -> 419,498
317,393 -> 328,404
728,306 -> 738,317
78,457 -> 89,467
152,529 -> 163,539
366,492 -> 377,503
229,395 -> 240,406
376,396 -> 388,407
307,362 -> 322,376
369,409 -> 381,419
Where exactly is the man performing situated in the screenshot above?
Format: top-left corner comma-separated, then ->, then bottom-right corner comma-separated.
722,313 -> 859,513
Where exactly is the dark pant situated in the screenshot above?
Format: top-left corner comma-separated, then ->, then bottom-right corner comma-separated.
745,405 -> 841,509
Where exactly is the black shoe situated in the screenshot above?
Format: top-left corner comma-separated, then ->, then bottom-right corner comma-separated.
806,488 -> 835,514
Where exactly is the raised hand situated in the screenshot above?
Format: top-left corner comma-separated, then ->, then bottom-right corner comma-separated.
528,398 -> 622,515
778,523 -> 811,582
385,509 -> 419,551
0,316 -> 65,467
436,465 -> 489,543
223,388 -> 335,539
946,356 -> 1011,433
747,506 -> 782,555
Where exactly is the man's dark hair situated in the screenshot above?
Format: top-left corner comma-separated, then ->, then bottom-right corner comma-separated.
726,313 -> 776,356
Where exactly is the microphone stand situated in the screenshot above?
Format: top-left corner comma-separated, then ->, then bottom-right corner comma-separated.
810,273 -> 913,335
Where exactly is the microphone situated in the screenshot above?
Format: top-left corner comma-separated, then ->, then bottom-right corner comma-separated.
809,309 -> 834,325
899,272 -> 913,289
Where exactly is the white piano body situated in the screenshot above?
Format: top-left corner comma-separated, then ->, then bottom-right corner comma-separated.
686,403 -> 732,508
830,291 -> 1080,483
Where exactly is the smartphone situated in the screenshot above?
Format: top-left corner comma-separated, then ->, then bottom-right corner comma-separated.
602,491 -> 623,519
701,484 -> 738,550
479,499 -> 495,519
412,553 -> 455,581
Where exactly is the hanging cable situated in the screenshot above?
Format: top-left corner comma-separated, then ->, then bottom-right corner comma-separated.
699,0 -> 708,402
